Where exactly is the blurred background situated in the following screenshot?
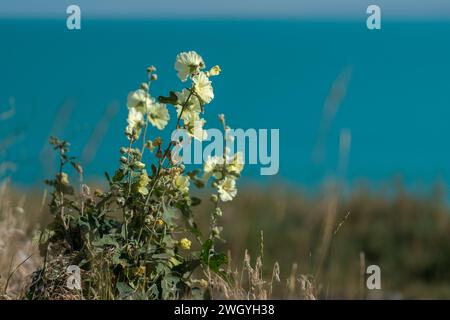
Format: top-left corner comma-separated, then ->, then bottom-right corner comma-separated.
1,0 -> 450,299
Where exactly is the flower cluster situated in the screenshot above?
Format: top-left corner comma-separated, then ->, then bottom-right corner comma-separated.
173,51 -> 220,141
126,69 -> 170,140
32,51 -> 241,301
204,137 -> 244,202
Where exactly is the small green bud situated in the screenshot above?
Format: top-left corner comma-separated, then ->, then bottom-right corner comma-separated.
212,226 -> 221,237
132,161 -> 145,170
210,194 -> 218,203
145,140 -> 154,152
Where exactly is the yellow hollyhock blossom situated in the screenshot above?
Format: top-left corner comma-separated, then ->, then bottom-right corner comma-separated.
183,110 -> 207,141
127,89 -> 150,114
175,51 -> 205,82
135,265 -> 146,277
217,177 -> 237,202
192,72 -> 214,104
126,107 -> 144,139
227,152 -> 244,175
148,101 -> 170,130
156,219 -> 165,227
207,65 -> 221,77
137,170 -> 150,195
58,172 -> 70,185
179,238 -> 192,250
203,155 -> 223,179
174,174 -> 190,194
175,88 -> 201,120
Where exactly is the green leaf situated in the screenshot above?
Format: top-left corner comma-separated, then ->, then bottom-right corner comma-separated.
190,197 -> 201,206
158,91 -> 178,105
116,282 -> 134,299
208,253 -> 228,273
162,206 -> 179,225
201,239 -> 213,264
168,257 -> 182,268
91,235 -> 120,249
112,169 -> 124,182
161,275 -> 180,299
152,253 -> 172,260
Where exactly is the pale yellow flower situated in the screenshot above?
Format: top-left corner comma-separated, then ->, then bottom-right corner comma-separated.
175,89 -> 201,121
207,65 -> 221,77
175,51 -> 205,82
58,172 -> 70,185
217,177 -> 237,202
192,72 -> 214,104
203,155 -> 223,179
174,174 -> 190,194
137,170 -> 150,195
127,89 -> 150,114
135,265 -> 146,277
179,238 -> 192,250
126,107 -> 144,139
184,111 -> 207,141
227,152 -> 244,174
148,101 -> 170,130
204,155 -> 220,174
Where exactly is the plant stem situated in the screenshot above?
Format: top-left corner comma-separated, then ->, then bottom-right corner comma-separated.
144,88 -> 195,207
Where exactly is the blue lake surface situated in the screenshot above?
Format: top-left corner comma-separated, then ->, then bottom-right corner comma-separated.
1,19 -> 450,189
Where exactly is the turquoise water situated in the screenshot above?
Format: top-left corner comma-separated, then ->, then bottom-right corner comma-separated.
1,19 -> 450,188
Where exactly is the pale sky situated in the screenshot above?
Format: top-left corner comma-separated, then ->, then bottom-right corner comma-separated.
1,0 -> 449,19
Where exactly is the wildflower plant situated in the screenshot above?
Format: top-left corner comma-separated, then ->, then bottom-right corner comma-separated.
29,51 -> 243,300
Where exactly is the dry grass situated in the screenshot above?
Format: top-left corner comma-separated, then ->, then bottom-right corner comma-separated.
0,181 -> 41,299
210,250 -> 316,300
2,179 -> 450,299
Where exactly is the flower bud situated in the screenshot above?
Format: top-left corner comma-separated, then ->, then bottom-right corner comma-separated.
198,279 -> 208,288
140,82 -> 149,91
135,266 -> 146,277
208,65 -> 221,76
94,189 -> 104,197
120,156 -> 128,164
145,215 -> 153,225
81,184 -> 91,197
153,137 -> 162,147
215,207 -> 222,217
120,147 -> 127,154
132,161 -> 145,170
145,140 -> 154,152
57,172 -> 70,185
212,226 -> 221,237
150,74 -> 158,81
147,65 -> 156,73
210,194 -> 219,203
